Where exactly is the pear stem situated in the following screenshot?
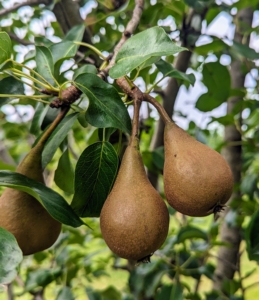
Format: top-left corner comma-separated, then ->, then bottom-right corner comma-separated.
34,106 -> 70,152
131,96 -> 142,146
143,93 -> 172,124
116,77 -> 144,146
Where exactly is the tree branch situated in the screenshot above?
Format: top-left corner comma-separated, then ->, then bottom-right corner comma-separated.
7,32 -> 32,46
100,0 -> 144,76
0,0 -> 51,17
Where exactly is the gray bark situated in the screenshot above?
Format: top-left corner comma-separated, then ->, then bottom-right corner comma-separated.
213,7 -> 253,293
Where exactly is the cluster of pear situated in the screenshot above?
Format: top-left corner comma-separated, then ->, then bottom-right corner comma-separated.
100,120 -> 234,262
0,110 -> 233,259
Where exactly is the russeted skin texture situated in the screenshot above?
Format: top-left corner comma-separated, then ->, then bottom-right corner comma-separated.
0,143 -> 61,255
100,139 -> 169,261
164,122 -> 234,217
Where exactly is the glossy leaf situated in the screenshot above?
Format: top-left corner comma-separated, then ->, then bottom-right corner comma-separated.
54,148 -> 75,194
232,41 -> 259,60
196,62 -> 230,112
0,32 -> 12,65
74,73 -> 132,134
73,64 -> 97,80
176,226 -> 208,244
109,26 -> 186,78
50,41 -> 79,64
30,103 -> 49,135
35,46 -> 55,87
0,77 -> 24,106
156,59 -> 196,86
42,112 -> 79,169
98,127 -> 117,141
0,227 -> 23,284
0,171 -> 84,228
64,24 -> 85,41
246,209 -> 259,261
71,141 -> 119,217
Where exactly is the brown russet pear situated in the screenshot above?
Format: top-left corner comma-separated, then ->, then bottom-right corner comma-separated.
0,114 -> 65,255
163,121 -> 234,217
100,137 -> 169,261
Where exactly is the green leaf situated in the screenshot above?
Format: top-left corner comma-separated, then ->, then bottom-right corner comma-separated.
50,41 -> 79,64
170,284 -> 184,300
208,115 -> 235,126
54,149 -> 75,194
56,286 -> 75,300
74,73 -> 132,134
232,41 -> 259,60
30,103 -> 49,135
98,127 -> 117,141
73,65 -> 97,80
0,32 -> 12,65
100,286 -> 122,300
240,173 -> 258,196
0,171 -> 84,228
0,227 -> 23,284
24,268 -> 62,292
246,209 -> 259,261
152,147 -> 164,170
156,285 -> 173,300
0,77 -> 24,106
109,26 -> 186,79
42,112 -> 79,169
71,142 -> 119,217
196,62 -> 230,112
64,24 -> 85,42
35,46 -> 55,87
184,0 -> 209,10
195,38 -> 226,56
156,60 -> 196,86
198,263 -> 215,280
176,226 -> 208,243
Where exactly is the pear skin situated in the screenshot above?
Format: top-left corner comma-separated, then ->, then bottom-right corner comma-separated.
163,122 -> 234,217
0,142 -> 61,255
100,137 -> 169,261
0,130 -> 62,255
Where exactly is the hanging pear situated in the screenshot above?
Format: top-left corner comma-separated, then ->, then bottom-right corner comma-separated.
100,137 -> 169,261
0,108 -> 68,255
163,121 -> 234,217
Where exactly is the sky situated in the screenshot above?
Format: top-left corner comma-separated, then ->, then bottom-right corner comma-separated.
1,0 -> 259,130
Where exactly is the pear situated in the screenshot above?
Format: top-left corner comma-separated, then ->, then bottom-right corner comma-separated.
100,137 -> 169,261
163,121 -> 234,217
0,108 -> 69,255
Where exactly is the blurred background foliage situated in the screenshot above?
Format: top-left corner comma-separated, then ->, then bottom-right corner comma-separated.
1,0 -> 259,299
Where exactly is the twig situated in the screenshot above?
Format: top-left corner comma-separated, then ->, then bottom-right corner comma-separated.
116,77 -> 144,141
7,32 -> 32,46
99,0 -> 144,77
0,0 -> 51,17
